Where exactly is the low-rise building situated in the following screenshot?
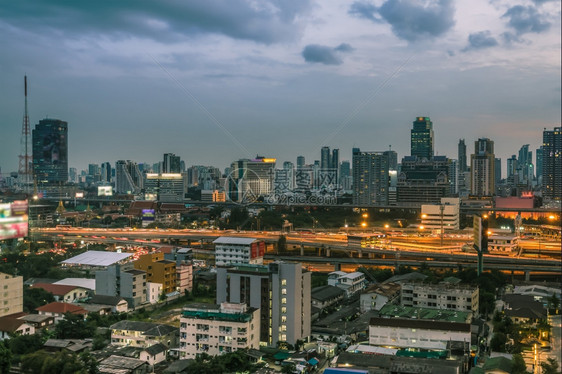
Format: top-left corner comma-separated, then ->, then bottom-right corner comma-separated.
213,237 -> 265,266
134,253 -> 177,295
311,285 -> 345,310
488,234 -> 518,252
96,264 -> 147,308
110,320 -> 179,348
17,314 -> 55,331
369,317 -> 471,350
146,282 -> 163,304
327,271 -> 367,297
99,355 -> 150,374
89,295 -> 129,313
0,316 -> 35,340
31,283 -> 90,303
36,302 -> 88,322
401,281 -> 479,314
360,283 -> 401,312
179,302 -> 260,359
420,197 -> 460,231
0,272 -> 23,317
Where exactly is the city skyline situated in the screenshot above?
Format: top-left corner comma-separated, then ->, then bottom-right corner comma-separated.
0,1 -> 560,173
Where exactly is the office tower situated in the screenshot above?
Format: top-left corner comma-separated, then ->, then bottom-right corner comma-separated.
163,153 -> 181,173
180,160 -> 186,172
517,144 -> 533,186
32,118 -> 68,184
410,116 -> 434,159
494,158 -> 502,187
88,164 -> 100,177
282,161 -> 295,190
507,155 -> 518,181
397,156 -> 450,204
115,160 -> 143,194
296,156 -> 305,169
535,147 -> 543,184
228,157 -> 276,202
69,167 -> 77,183
542,127 -> 561,200
144,173 -> 184,202
458,139 -> 467,173
320,146 -> 331,171
216,262 -> 311,346
470,138 -> 495,197
101,162 -> 112,183
352,148 -> 389,205
449,159 -> 458,194
340,161 -> 351,178
384,149 -> 398,170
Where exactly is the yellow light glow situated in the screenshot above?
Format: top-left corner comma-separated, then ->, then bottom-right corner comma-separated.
421,214 -> 427,218
487,231 -> 492,235
419,226 -> 424,230
483,214 -> 488,219
362,213 -> 369,218
384,224 -> 389,229
262,158 -> 277,163
549,215 -> 556,220
361,222 -> 367,227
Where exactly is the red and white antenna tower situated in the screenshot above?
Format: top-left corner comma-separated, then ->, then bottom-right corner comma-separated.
18,75 -> 33,192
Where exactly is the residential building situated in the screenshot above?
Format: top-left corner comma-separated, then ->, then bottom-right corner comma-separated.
311,285 -> 345,310
115,160 -> 143,194
352,148 -> 389,205
36,302 -> 88,322
0,316 -> 35,340
458,139 -> 467,173
517,144 -> 533,186
0,272 -> 23,317
327,271 -> 367,297
488,234 -> 519,252
536,146 -> 543,183
369,317 -> 471,350
146,282 -> 162,304
216,262 -> 311,346
30,283 -> 90,303
401,282 -> 479,313
163,248 -> 193,294
542,127 -> 562,200
360,283 -> 401,313
96,264 -> 147,307
110,320 -> 179,348
88,295 -> 129,313
144,173 -> 184,202
98,355 -> 150,374
213,237 -> 265,266
410,116 -> 434,160
17,314 -> 55,331
139,343 -> 168,366
471,138 -> 495,197
179,302 -> 260,358
133,253 -> 177,295
420,197 -> 460,231
32,118 -> 68,184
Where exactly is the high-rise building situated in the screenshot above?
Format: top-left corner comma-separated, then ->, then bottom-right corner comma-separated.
384,150 -> 398,170
542,127 -> 561,200
101,162 -> 112,183
115,160 -> 143,194
411,117 -> 434,159
228,157 -> 276,203
216,262 -> 310,347
69,167 -> 77,184
163,153 -> 181,173
32,118 -> 68,184
536,147 -> 543,183
458,139 -> 467,173
517,145 -> 533,186
470,138 -> 495,197
352,148 -> 389,206
296,156 -> 305,169
144,173 -> 184,202
494,158 -> 502,188
397,156 -> 450,204
507,155 -> 517,180
320,146 -> 331,170
449,159 -> 458,195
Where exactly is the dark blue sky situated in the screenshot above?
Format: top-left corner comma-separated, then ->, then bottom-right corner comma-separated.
0,0 -> 560,175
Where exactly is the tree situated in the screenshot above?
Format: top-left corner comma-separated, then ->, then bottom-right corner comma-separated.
6,333 -> 45,356
281,363 -> 296,374
547,293 -> 560,314
511,354 -> 528,374
490,332 -> 507,352
23,286 -> 55,312
0,341 -> 12,374
55,313 -> 95,339
541,358 -> 560,374
277,235 -> 287,252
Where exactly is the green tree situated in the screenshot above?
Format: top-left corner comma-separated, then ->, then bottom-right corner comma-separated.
55,313 -> 95,339
0,341 -> 12,374
547,293 -> 560,314
23,286 -> 55,312
540,358 -> 560,374
511,353 -> 528,374
6,333 -> 45,356
277,235 -> 287,252
490,332 -> 507,352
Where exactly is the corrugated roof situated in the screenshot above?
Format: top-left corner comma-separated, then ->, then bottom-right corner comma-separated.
369,317 -> 471,332
53,278 -> 96,290
31,283 -> 85,296
213,237 -> 259,245
36,302 -> 87,315
61,251 -> 132,267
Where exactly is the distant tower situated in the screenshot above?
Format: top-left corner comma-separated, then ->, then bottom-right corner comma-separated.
411,117 -> 434,160
18,76 -> 33,191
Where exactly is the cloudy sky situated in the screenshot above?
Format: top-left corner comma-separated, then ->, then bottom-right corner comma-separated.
0,0 -> 560,176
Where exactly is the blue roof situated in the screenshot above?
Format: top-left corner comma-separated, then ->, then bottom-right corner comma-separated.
324,369 -> 368,374
308,358 -> 319,365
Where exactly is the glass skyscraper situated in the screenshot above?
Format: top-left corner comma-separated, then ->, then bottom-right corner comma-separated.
411,117 -> 434,159
32,118 -> 68,184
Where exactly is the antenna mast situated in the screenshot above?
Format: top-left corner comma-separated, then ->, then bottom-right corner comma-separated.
18,75 -> 33,192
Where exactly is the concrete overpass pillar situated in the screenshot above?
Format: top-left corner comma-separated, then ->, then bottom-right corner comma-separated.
334,263 -> 341,271
357,249 -> 362,258
326,248 -> 330,257
525,271 -> 531,281
368,252 -> 374,259
300,244 -> 304,256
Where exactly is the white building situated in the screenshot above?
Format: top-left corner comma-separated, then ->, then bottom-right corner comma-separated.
179,303 -> 260,358
401,282 -> 479,314
369,317 -> 471,350
360,283 -> 401,313
488,234 -> 519,252
146,282 -> 163,304
327,271 -> 367,297
213,237 -> 265,266
421,197 -> 460,231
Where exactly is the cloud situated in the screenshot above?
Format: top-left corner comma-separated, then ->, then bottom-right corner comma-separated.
302,43 -> 354,65
502,5 -> 551,35
349,0 -> 455,42
463,31 -> 498,51
0,0 -> 313,44
348,2 -> 381,22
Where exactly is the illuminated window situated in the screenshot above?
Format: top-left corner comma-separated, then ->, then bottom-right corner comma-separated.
281,279 -> 287,286
281,298 -> 287,304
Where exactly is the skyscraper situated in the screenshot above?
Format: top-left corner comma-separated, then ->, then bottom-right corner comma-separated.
320,146 -> 331,170
32,118 -> 68,184
458,139 -> 467,173
296,156 -> 305,169
535,147 -> 543,184
542,127 -> 561,200
470,138 -> 495,197
411,117 -> 434,159
115,160 -> 143,194
228,157 -> 276,202
517,144 -> 533,186
494,158 -> 502,187
352,148 -> 389,206
163,153 -> 181,173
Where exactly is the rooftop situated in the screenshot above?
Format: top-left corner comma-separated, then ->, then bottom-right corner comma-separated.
213,236 -> 259,245
311,285 -> 345,302
61,251 -> 132,267
36,302 -> 88,315
53,278 -> 96,290
369,317 -> 471,332
379,304 -> 472,323
110,320 -> 178,336
31,282 -> 86,296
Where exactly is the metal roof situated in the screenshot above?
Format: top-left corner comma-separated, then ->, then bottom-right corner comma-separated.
61,251 -> 132,266
213,236 -> 258,245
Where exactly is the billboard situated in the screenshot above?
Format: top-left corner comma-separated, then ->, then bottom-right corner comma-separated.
98,186 -> 113,196
142,209 -> 155,222
0,200 -> 29,240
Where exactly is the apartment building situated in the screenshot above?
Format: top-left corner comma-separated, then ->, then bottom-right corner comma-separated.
401,282 -> 479,314
0,272 -> 23,317
179,302 -> 259,358
134,253 -> 177,295
327,271 -> 367,297
213,237 -> 265,266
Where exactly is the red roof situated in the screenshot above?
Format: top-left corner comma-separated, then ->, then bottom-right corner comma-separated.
36,302 -> 88,315
0,316 -> 27,333
31,283 -> 84,296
